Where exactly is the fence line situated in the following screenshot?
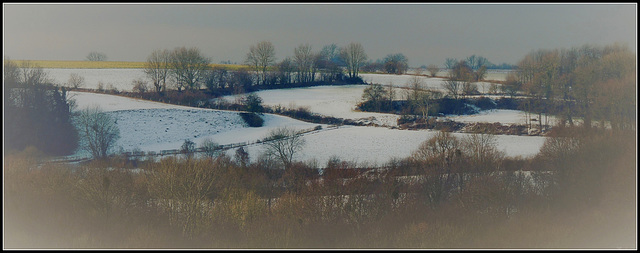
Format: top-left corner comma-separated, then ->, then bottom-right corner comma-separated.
51,125 -> 342,163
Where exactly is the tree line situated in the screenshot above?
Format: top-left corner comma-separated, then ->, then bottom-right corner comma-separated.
358,43 -> 636,134
140,41 -> 370,97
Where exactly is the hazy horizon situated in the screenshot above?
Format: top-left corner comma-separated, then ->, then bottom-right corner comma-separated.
3,3 -> 637,67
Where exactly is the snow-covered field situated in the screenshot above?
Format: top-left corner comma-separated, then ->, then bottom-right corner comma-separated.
47,68 -> 146,92
451,109 -> 559,126
69,91 -> 322,159
219,85 -> 400,127
360,73 -> 499,93
68,90 -> 547,166
240,125 -> 546,167
53,68 -> 543,166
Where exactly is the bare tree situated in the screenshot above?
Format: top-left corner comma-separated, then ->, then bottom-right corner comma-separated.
318,43 -> 343,82
406,77 -> 442,119
131,78 -> 149,93
200,138 -> 222,158
17,61 -> 51,86
462,82 -> 479,97
442,79 -> 462,99
340,42 -> 367,79
460,133 -> 505,173
276,57 -> 295,85
443,60 -> 474,99
67,73 -> 85,89
427,64 -> 440,77
204,66 -> 230,92
501,72 -> 521,97
181,139 -> 196,159
3,57 -> 21,84
444,58 -> 457,70
170,47 -> 211,91
144,49 -> 171,94
245,40 -> 276,86
76,106 -> 121,159
383,53 -> 409,74
263,126 -> 306,168
465,55 -> 489,81
146,157 -> 218,238
294,43 -> 316,83
411,131 -> 462,206
86,51 -> 107,61
361,83 -> 389,111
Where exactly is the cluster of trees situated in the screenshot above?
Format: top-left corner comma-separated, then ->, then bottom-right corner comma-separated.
444,55 -> 515,71
86,51 -> 108,61
4,59 -> 79,155
359,43 -> 636,135
361,53 -> 409,75
358,76 -> 443,119
75,106 -> 121,160
514,43 -> 636,132
5,59 -> 123,160
143,47 -> 211,94
142,42 -> 371,97
5,124 -> 635,248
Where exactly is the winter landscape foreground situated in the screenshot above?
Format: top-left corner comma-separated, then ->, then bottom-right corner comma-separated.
68,89 -> 546,167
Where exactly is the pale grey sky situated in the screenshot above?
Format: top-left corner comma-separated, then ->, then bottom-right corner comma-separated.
3,3 -> 637,67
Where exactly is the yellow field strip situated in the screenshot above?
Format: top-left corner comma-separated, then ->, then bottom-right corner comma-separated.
5,60 -> 246,70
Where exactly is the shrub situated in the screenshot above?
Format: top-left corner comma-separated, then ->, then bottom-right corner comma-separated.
495,97 -> 520,110
200,138 -> 222,158
437,97 -> 473,115
132,78 -> 149,93
180,139 -> 196,159
473,97 -> 497,110
240,112 -> 264,127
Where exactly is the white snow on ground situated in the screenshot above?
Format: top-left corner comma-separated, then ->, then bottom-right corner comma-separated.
220,85 -> 401,127
238,126 -> 547,167
69,91 -> 546,166
360,73 -> 498,94
47,68 -> 146,92
449,109 -> 528,125
69,91 -> 196,111
449,109 -> 560,126
68,91 -> 323,159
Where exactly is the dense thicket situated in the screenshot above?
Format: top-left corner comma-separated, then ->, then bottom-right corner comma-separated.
4,61 -> 78,156
516,43 -> 636,131
4,127 -> 635,249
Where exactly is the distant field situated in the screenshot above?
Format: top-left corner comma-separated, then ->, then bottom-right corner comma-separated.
6,60 -> 246,70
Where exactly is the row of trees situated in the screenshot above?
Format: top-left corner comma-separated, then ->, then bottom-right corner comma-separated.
513,43 -> 635,131
143,47 -> 211,93
361,53 -> 409,75
142,42 -> 370,96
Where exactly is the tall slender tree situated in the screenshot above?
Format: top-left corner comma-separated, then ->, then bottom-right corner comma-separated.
245,41 -> 276,86
144,49 -> 172,94
340,42 -> 367,79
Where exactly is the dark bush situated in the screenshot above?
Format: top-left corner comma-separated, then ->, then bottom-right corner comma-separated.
495,97 -> 520,110
473,97 -> 497,110
5,82 -> 79,156
438,97 -> 474,115
240,112 -> 264,127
